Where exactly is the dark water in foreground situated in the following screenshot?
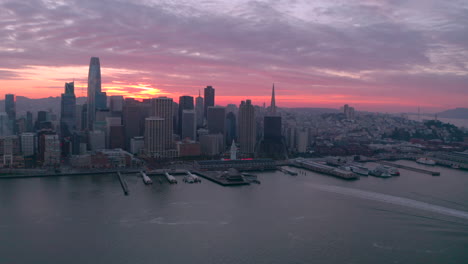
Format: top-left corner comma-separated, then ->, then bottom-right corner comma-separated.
1,160 -> 468,264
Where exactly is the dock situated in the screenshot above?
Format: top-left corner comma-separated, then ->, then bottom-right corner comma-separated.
192,171 -> 250,186
117,171 -> 129,195
278,167 -> 298,175
292,159 -> 359,180
164,172 -> 178,184
376,161 -> 440,176
140,171 -> 153,185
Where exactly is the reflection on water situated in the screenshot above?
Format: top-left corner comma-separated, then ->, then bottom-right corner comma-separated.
1,164 -> 468,264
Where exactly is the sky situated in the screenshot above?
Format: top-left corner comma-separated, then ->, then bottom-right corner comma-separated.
0,0 -> 467,112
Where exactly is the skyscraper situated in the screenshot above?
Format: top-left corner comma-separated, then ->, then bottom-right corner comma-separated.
178,95 -> 194,136
270,84 -> 276,116
151,97 -> 174,150
86,57 -> 104,130
195,90 -> 204,127
5,94 -> 16,134
207,106 -> 225,135
181,110 -> 196,140
238,100 -> 256,154
204,86 -> 215,118
60,81 -> 76,137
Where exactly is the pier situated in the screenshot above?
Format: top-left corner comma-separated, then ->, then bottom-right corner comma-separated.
185,171 -> 201,183
164,172 -> 178,184
140,171 -> 153,185
376,161 -> 440,176
278,167 -> 298,175
292,159 -> 359,180
117,171 -> 129,195
192,171 -> 250,186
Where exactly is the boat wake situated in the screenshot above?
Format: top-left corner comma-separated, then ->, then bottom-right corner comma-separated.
309,184 -> 468,221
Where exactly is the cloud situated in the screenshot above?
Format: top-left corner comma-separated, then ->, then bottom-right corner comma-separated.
0,0 -> 467,111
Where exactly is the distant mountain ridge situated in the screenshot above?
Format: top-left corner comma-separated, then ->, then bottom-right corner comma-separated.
437,108 -> 468,119
0,96 -> 87,118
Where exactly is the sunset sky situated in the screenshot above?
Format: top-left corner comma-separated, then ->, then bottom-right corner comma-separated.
0,0 -> 467,112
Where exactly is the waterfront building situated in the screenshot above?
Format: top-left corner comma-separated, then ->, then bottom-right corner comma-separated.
130,136 -> 144,155
43,134 -> 60,166
20,133 -> 35,157
89,130 -> 105,151
145,117 -> 166,157
176,140 -> 201,157
204,85 -> 215,118
296,129 -> 308,153
238,100 -> 256,154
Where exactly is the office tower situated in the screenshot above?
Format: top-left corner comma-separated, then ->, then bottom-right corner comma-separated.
225,111 -> 237,145
238,100 -> 256,154
20,133 -> 36,157
75,105 -> 83,131
89,130 -> 105,150
35,111 -> 52,130
199,134 -> 223,156
43,134 -> 60,166
109,95 -> 124,116
181,110 -> 196,140
203,85 -> 215,118
264,116 -> 282,141
296,129 -> 308,153
86,57 -> 105,130
60,81 -> 76,137
270,84 -> 276,115
108,125 -> 125,149
130,136 -> 144,154
123,99 -> 150,150
5,94 -> 16,134
149,97 -> 174,151
178,95 -> 194,135
207,106 -> 225,135
145,117 -> 166,157
0,112 -> 12,136
195,90 -> 204,127
26,111 -> 33,132
1,135 -> 19,166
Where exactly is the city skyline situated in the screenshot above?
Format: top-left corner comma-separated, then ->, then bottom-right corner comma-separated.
0,0 -> 467,112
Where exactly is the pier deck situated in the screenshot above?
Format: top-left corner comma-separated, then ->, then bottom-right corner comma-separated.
117,171 -> 129,195
192,171 -> 250,186
376,161 -> 440,176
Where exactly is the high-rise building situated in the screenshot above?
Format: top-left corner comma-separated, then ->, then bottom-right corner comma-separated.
20,133 -> 36,157
26,111 -> 33,132
43,134 -> 60,166
207,106 -> 225,135
195,90 -> 204,127
238,100 -> 256,154
145,97 -> 175,158
86,57 -> 105,130
60,81 -> 76,137
109,95 -> 124,116
5,94 -> 16,134
123,99 -> 150,150
181,110 -> 196,140
204,86 -> 215,118
0,112 -> 12,136
270,84 -> 276,116
145,117 -> 166,157
178,95 -> 194,135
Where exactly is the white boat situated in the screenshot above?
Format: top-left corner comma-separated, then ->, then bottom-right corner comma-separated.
416,158 -> 436,165
451,164 -> 460,169
183,175 -> 195,183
